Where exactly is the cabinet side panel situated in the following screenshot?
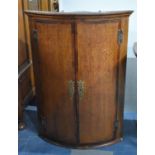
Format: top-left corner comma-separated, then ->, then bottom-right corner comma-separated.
116,17 -> 129,138
77,21 -> 119,144
32,21 -> 77,144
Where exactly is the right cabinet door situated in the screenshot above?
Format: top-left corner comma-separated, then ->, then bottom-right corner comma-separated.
77,20 -> 121,144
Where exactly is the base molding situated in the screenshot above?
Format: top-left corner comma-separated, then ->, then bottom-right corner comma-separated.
39,135 -> 123,149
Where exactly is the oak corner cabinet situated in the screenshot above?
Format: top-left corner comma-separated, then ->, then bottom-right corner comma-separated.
26,10 -> 133,148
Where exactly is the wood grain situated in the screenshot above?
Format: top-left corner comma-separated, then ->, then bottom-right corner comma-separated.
27,11 -> 132,147
18,0 -> 33,129
18,0 -> 28,66
77,21 -> 119,144
33,21 -> 77,144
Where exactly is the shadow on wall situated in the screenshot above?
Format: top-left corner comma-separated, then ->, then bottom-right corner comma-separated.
125,58 -> 137,113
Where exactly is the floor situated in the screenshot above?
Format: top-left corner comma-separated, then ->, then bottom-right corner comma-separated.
19,106 -> 137,155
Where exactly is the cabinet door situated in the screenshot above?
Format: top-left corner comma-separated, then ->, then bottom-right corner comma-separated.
32,22 -> 76,144
77,21 -> 120,144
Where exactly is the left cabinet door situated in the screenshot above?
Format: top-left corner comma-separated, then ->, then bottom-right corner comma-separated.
31,21 -> 77,144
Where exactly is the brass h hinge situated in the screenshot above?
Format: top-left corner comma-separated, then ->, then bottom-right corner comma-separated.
68,80 -> 85,101
77,80 -> 85,101
68,80 -> 75,99
114,120 -> 119,128
32,29 -> 38,40
40,116 -> 46,131
118,29 -> 123,44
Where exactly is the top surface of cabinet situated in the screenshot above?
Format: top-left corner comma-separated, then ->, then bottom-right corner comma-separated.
25,10 -> 133,17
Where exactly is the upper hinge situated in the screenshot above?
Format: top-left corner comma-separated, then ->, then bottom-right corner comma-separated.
118,29 -> 123,44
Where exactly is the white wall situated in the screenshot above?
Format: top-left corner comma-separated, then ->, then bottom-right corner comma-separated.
59,0 -> 137,58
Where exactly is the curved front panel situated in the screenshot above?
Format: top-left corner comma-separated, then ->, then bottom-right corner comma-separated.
32,21 -> 77,144
77,20 -> 120,144
27,11 -> 132,148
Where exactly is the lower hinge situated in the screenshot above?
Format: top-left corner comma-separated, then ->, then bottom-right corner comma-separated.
40,116 -> 46,131
114,120 -> 119,128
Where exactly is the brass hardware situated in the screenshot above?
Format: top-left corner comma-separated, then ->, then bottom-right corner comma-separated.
118,29 -> 123,44
114,120 -> 119,128
40,116 -> 46,131
68,80 -> 75,99
32,29 -> 38,40
78,80 -> 85,101
68,80 -> 84,100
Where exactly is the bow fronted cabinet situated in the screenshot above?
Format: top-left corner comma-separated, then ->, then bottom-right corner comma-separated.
26,10 -> 133,148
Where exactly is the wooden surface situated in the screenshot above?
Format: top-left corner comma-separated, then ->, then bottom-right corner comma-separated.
34,22 -> 77,143
18,0 -> 33,129
27,10 -> 132,147
22,0 -> 59,94
77,21 -> 119,144
23,0 -> 37,92
18,0 -> 28,66
25,10 -> 133,16
26,0 -> 58,11
18,68 -> 33,130
18,0 -> 59,129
